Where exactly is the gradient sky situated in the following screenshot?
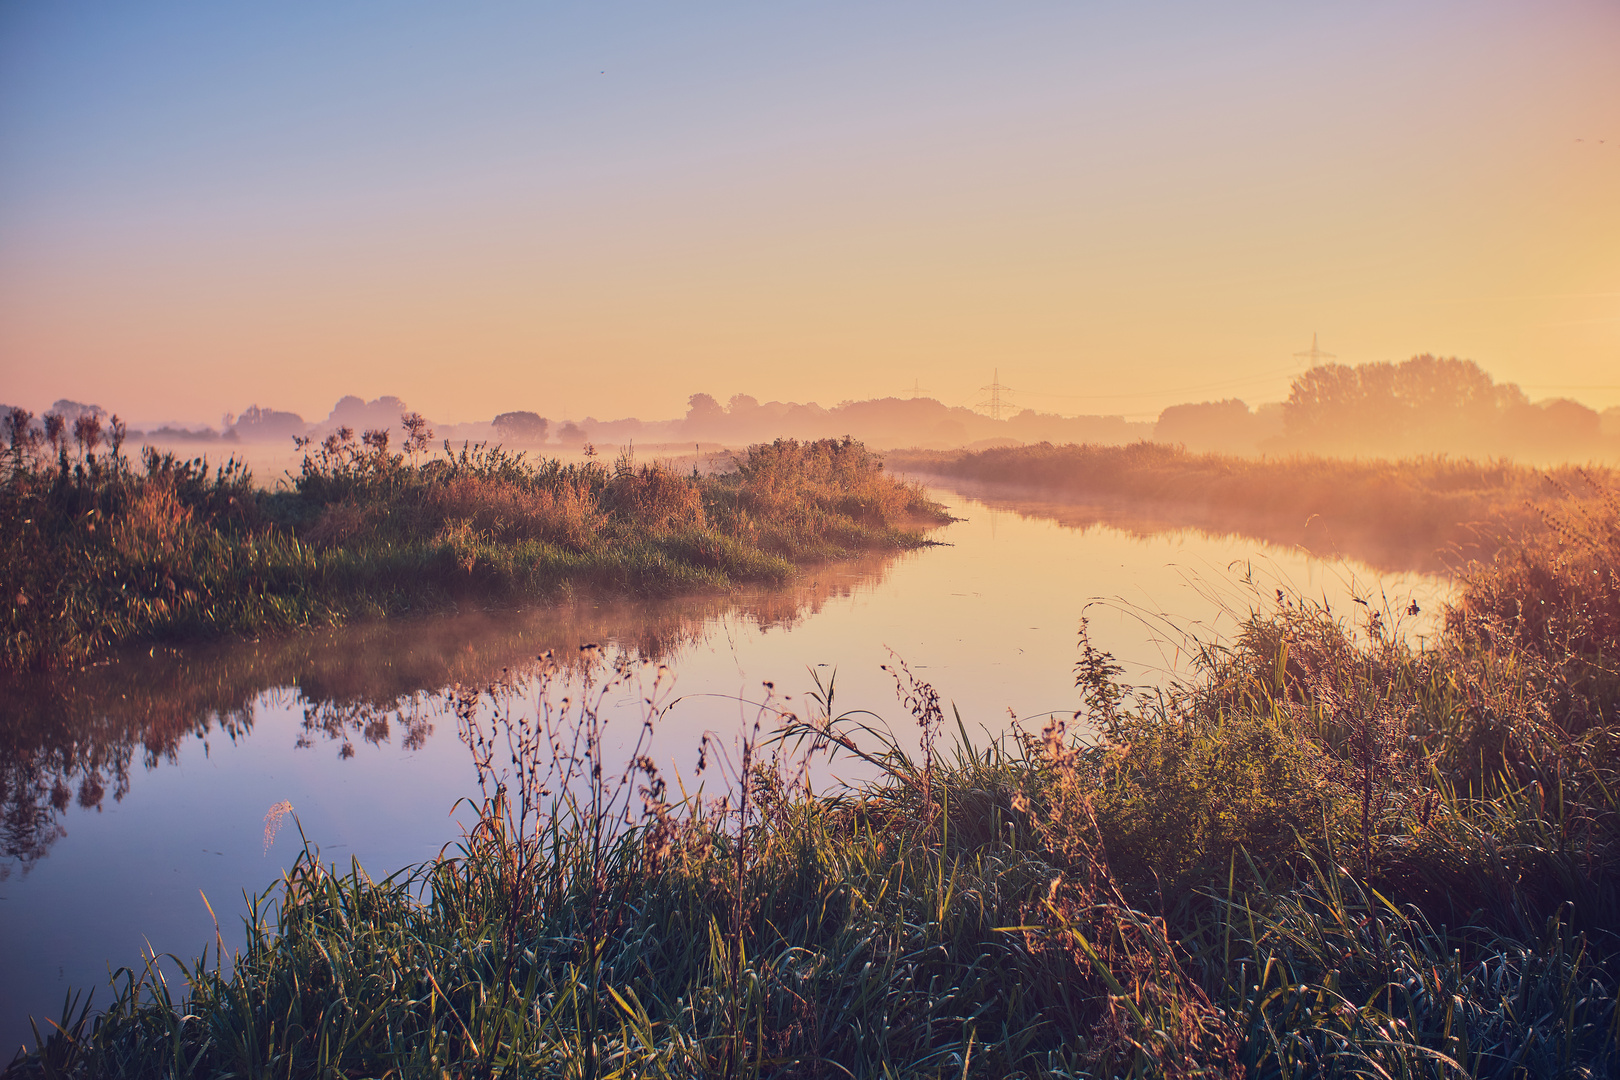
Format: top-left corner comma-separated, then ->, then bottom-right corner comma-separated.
2,1 -> 1617,426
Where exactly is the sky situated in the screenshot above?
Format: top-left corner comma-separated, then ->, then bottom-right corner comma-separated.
2,0 -> 1618,426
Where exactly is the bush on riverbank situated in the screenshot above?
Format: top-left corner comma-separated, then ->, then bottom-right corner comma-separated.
9,484 -> 1617,1078
0,409 -> 945,672
890,441 -> 1616,572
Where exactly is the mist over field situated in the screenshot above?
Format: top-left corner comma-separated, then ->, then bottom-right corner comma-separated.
8,354 -> 1618,470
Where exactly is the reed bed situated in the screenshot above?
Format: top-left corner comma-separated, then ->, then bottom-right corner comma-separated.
8,484 -> 1618,1078
889,441 -> 1616,572
0,410 -> 945,672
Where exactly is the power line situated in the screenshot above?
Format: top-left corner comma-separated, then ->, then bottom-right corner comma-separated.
955,340 -> 1341,414
1520,384 -> 1620,391
1016,366 -> 1300,402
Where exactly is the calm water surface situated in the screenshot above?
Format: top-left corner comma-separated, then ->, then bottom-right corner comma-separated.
0,486 -> 1449,1051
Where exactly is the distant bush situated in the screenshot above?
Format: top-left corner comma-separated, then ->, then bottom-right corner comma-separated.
228,404 -> 306,442
491,410 -> 549,443
1154,397 -> 1282,455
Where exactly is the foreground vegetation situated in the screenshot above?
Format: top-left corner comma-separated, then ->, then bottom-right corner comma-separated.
0,408 -> 945,672
890,441 -> 1616,572
9,481 -> 1618,1077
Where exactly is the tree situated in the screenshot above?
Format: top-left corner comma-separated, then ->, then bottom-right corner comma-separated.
683,393 -> 727,435
231,404 -> 307,442
1154,399 -> 1258,454
492,411 -> 549,444
1283,355 -> 1532,454
1283,364 -> 1383,448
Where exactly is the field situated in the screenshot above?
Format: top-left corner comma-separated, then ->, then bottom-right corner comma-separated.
8,475 -> 1618,1078
0,421 -> 946,673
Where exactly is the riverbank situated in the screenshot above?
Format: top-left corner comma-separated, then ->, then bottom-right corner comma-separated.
889,442 -> 1615,573
8,482 -> 1616,1078
0,432 -> 947,672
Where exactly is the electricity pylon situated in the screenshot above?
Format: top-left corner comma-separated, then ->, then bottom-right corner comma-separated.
1293,333 -> 1336,369
976,369 -> 1015,421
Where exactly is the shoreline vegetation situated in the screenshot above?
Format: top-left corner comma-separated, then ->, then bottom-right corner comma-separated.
888,442 -> 1619,573
8,471 -> 1618,1077
0,409 -> 948,673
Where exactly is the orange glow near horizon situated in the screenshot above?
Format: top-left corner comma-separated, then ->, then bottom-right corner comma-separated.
2,2 -> 1617,427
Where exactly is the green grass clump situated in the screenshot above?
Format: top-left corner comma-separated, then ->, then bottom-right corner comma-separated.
10,485 -> 1619,1078
0,410 -> 946,672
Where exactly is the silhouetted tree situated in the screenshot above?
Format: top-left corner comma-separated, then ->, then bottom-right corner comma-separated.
1155,399 -> 1259,454
231,404 -> 307,442
1507,398 -> 1601,457
1284,363 -> 1399,449
1282,355 -> 1562,456
492,411 -> 549,444
683,393 -> 726,434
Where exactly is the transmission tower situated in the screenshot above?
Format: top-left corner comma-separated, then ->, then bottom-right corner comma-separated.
976,369 -> 1016,421
907,378 -> 932,400
1292,332 -> 1336,369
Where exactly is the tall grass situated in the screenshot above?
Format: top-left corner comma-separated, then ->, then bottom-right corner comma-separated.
890,441 -> 1613,572
0,411 -> 946,672
10,482 -> 1619,1077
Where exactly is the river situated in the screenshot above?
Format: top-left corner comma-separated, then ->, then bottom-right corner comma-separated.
0,483 -> 1449,1053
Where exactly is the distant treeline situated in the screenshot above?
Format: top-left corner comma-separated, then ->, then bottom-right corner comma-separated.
1156,355 -> 1620,459
0,394 -> 1151,454
666,393 -> 1145,449
8,354 -> 1615,462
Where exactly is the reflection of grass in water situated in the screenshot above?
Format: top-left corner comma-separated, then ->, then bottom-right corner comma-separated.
892,442 -> 1615,573
0,551 -> 903,873
18,485 -> 1619,1078
0,414 -> 948,673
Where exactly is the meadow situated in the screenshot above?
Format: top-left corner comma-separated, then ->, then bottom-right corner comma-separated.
888,442 -> 1618,573
0,410 -> 946,673
7,471 -> 1617,1077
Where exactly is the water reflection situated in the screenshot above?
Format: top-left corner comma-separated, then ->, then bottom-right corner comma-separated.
0,551 -> 900,876
911,475 -> 1471,574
